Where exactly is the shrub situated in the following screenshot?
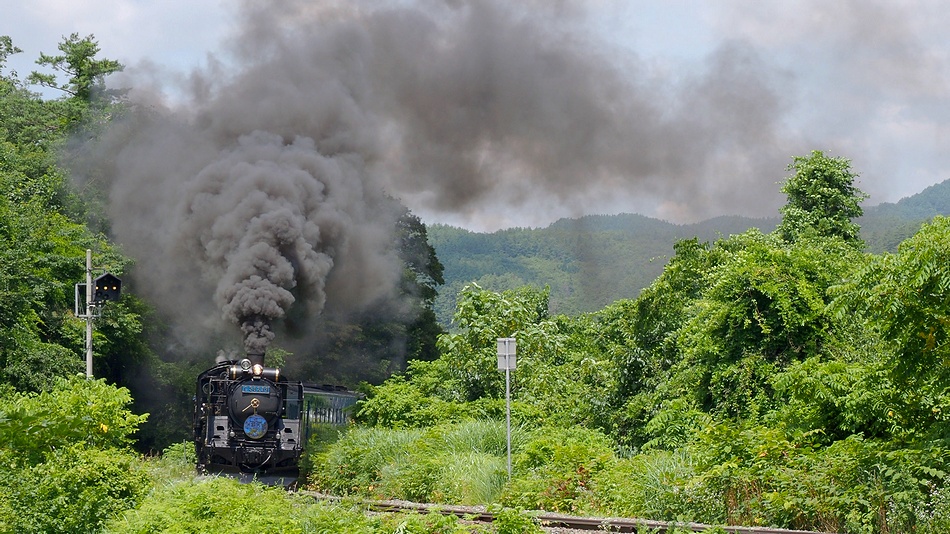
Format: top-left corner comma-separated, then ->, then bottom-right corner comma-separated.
502,426 -> 615,513
0,376 -> 147,466
490,507 -> 544,534
590,448 -> 716,523
3,445 -> 150,534
107,477 -> 301,533
310,426 -> 424,497
687,423 -> 948,532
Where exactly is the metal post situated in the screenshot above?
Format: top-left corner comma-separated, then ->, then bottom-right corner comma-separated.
505,362 -> 511,479
85,249 -> 94,379
497,337 -> 516,480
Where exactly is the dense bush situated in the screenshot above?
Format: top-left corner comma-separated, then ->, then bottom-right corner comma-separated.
0,376 -> 147,465
107,477 -> 305,533
501,426 -> 615,514
590,448 -> 716,523
1,445 -> 150,534
0,377 -> 150,533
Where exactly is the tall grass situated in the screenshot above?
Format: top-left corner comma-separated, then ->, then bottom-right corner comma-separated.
309,420 -> 524,504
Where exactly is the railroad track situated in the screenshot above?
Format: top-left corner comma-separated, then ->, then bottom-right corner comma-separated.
299,492 -> 833,534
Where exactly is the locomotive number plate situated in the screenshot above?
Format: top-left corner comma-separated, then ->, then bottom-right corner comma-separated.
241,384 -> 271,394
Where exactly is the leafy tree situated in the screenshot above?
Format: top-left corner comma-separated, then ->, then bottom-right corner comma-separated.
438,283 -> 553,402
0,35 -> 148,395
396,209 -> 445,363
777,150 -> 868,245
829,215 -> 950,441
357,283 -> 617,432
26,33 -> 122,102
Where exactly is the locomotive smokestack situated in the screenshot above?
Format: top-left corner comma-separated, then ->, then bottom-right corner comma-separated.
246,352 -> 265,367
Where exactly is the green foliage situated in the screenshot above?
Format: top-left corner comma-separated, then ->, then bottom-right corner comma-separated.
310,421 -> 514,505
620,229 -> 863,438
490,507 -> 544,534
111,474 -> 491,533
777,150 -> 868,245
436,283 -> 552,402
27,33 -> 122,102
374,510 -> 491,533
0,36 -> 22,72
107,477 -> 304,533
502,426 -> 615,514
685,423 -> 949,533
0,378 -> 149,534
148,441 -> 199,483
358,284 -> 616,432
0,34 -> 146,396
0,376 -> 147,466
355,369 -> 504,428
591,448 -> 716,523
0,445 -> 150,534
830,215 -> 950,440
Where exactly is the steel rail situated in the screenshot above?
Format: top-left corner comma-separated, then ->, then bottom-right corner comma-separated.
299,492 -> 835,534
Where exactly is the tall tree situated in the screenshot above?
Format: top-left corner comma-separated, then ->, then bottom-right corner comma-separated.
26,33 -> 121,102
396,210 -> 445,362
0,36 -> 23,75
0,35 -> 143,392
777,150 -> 868,245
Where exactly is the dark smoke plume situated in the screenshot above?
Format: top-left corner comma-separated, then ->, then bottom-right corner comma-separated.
79,0 -> 805,355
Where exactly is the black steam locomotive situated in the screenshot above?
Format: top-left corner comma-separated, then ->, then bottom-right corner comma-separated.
193,353 -> 358,485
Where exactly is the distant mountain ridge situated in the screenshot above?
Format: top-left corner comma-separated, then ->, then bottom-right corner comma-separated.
428,179 -> 950,326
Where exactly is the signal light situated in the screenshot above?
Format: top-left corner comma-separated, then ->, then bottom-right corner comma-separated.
93,273 -> 122,303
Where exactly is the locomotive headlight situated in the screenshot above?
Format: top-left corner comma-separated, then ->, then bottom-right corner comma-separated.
240,359 -> 252,371
252,364 -> 264,376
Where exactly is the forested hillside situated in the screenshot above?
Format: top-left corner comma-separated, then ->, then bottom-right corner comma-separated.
429,179 -> 950,326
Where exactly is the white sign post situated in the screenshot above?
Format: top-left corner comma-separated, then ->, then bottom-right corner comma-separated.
497,337 -> 516,479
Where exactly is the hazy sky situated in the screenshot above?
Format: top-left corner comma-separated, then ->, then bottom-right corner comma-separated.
5,0 -> 949,232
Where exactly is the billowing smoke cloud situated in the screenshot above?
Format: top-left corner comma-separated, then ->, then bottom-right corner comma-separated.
79,0 -> 809,354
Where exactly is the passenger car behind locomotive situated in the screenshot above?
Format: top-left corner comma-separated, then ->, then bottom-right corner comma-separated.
193,353 -> 358,485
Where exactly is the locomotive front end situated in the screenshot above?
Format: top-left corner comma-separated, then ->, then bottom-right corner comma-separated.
194,354 -> 305,485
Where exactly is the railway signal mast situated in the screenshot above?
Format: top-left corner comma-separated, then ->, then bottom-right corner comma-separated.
75,249 -> 121,379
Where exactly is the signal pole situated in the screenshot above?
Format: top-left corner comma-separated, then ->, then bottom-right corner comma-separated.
85,249 -> 94,379
76,249 -> 121,379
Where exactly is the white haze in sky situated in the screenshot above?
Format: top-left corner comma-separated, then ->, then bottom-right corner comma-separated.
4,0 -> 950,233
